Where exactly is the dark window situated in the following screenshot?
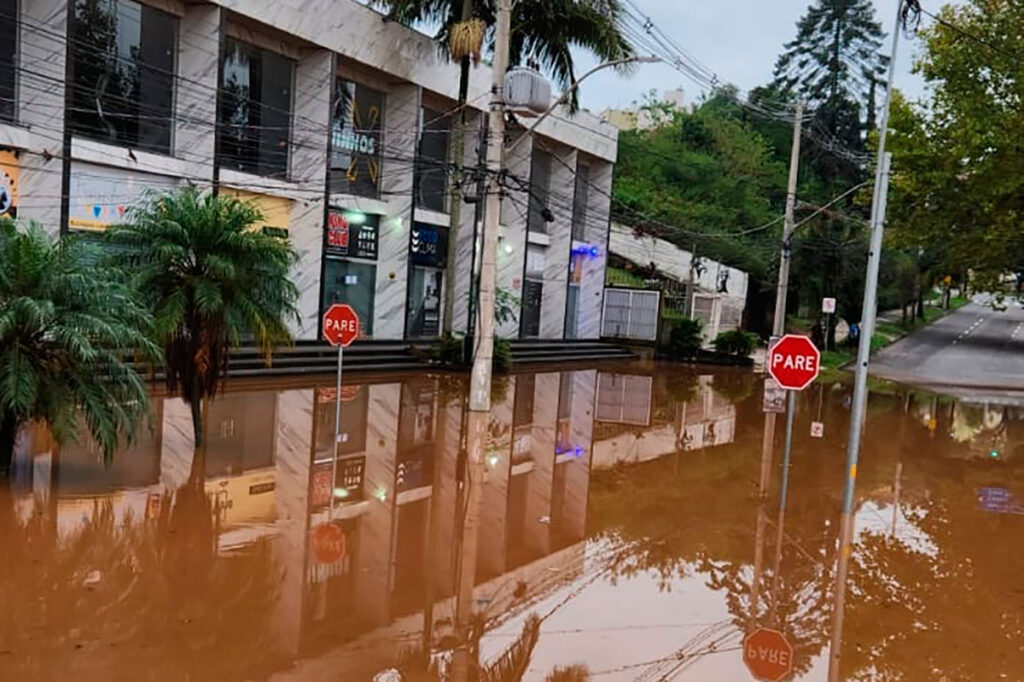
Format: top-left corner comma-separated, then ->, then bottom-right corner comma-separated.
70,0 -> 176,153
416,107 -> 449,212
330,79 -> 384,197
527,147 -> 552,234
571,162 -> 590,241
219,39 -> 293,178
0,0 -> 16,123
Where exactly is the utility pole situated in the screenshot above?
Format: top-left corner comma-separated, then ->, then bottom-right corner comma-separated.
829,1 -> 904,678
453,1 -> 509,679
751,99 -> 803,625
685,240 -> 698,318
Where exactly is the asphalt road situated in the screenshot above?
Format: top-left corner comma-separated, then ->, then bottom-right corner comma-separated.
869,299 -> 1024,398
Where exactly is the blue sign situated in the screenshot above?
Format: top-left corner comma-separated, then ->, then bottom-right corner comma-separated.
977,487 -> 1024,515
410,223 -> 448,267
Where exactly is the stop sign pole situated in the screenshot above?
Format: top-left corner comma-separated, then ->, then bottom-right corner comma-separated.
322,304 -> 360,517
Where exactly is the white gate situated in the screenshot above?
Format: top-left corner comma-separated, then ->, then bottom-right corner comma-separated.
602,288 -> 660,342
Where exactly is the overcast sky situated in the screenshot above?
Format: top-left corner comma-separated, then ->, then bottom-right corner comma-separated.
571,0 -> 954,115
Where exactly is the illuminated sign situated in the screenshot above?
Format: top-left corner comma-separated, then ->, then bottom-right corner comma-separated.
410,223 -> 448,267
326,209 -> 378,260
0,149 -> 17,219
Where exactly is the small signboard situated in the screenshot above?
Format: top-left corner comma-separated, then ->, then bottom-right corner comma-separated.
810,421 -> 825,438
822,297 -> 837,314
410,223 -> 448,267
326,209 -> 378,260
763,377 -> 786,414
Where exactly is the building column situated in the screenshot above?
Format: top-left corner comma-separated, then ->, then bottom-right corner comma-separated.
559,369 -> 596,541
289,50 -> 334,340
451,112 -> 484,336
477,375 -> 517,579
578,160 -> 612,339
523,371 -> 559,559
375,84 -> 421,340
496,132 -> 531,338
16,0 -> 69,237
539,146 -> 576,339
174,4 -> 221,186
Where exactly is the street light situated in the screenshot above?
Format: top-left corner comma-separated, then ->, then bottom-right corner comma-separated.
506,55 -> 662,153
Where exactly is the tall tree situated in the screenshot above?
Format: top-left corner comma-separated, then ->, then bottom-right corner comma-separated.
105,188 -> 299,448
0,221 -> 158,473
773,0 -> 888,138
374,0 -> 633,340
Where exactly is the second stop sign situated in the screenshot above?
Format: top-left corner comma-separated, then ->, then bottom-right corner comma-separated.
768,334 -> 820,391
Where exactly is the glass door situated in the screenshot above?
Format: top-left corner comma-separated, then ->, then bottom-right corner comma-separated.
406,266 -> 444,338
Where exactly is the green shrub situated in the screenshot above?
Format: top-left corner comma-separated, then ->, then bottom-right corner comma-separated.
668,318 -> 703,356
430,333 -> 466,366
493,336 -> 512,373
712,329 -> 758,357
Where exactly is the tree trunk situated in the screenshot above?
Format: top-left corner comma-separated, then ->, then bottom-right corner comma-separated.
0,414 -> 18,477
189,390 -> 204,450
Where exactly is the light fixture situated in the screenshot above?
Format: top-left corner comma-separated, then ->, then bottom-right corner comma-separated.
488,454 -> 500,468
375,486 -> 388,502
504,244 -> 514,255
345,210 -> 366,225
333,487 -> 350,499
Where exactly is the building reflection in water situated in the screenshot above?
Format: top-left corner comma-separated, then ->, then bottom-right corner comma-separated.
5,368 -> 1024,680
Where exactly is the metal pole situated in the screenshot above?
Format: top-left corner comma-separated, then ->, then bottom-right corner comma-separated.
331,344 -> 343,519
467,0 -> 510,414
830,5 -> 903,677
770,390 -> 796,625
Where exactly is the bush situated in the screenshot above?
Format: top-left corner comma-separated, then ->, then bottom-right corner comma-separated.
712,329 -> 758,357
493,336 -> 512,373
668,318 -> 703,356
430,333 -> 465,367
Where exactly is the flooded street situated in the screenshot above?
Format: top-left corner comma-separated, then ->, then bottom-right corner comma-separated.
3,360 -> 1024,681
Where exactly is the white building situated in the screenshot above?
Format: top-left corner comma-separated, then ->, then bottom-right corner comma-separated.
0,0 -> 619,343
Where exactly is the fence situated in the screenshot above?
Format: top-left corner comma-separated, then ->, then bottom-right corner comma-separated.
602,288 -> 660,342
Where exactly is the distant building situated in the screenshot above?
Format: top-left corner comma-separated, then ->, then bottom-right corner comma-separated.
601,88 -> 686,131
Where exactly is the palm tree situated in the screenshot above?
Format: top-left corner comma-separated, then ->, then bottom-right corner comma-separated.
105,188 -> 299,448
375,0 -> 634,339
0,220 -> 158,474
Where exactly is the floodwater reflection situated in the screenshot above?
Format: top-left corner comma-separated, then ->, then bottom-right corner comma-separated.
3,364 -> 1024,680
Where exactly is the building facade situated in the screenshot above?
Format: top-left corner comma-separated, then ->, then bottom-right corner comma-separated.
0,0 -> 618,343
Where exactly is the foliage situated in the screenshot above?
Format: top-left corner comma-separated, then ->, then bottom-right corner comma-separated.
373,0 -> 633,112
430,333 -> 466,366
495,287 -> 521,327
772,0 -> 888,135
711,329 -> 757,357
105,188 -> 298,446
544,665 -> 590,682
884,2 -> 1024,288
0,221 -> 160,471
493,336 -> 512,373
667,318 -> 703,356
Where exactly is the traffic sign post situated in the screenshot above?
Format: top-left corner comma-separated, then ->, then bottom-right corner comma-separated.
322,304 -> 360,517
822,298 -> 836,353
744,628 -> 794,681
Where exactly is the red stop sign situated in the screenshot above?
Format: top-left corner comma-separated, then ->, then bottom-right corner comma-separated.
768,334 -> 820,391
313,523 -> 346,564
743,628 -> 793,681
323,304 -> 360,347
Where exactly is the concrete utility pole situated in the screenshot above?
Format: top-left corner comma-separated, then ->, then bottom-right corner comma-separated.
829,1 -> 904,678
751,98 -> 803,624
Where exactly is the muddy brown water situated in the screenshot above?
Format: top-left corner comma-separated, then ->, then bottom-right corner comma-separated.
2,361 -> 1023,681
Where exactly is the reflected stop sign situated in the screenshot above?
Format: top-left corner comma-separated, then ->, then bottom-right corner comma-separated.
767,334 -> 820,391
323,304 -> 360,347
743,628 -> 794,681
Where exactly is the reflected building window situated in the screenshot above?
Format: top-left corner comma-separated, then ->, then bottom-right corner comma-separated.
0,0 -> 17,123
416,107 -> 450,212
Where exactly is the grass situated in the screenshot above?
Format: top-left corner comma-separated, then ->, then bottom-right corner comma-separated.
606,266 -> 646,288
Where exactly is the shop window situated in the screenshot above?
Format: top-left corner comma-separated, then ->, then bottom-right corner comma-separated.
571,162 -> 590,241
0,0 -> 16,123
70,0 -> 176,153
330,79 -> 384,198
416,107 -> 449,212
219,39 -> 293,178
321,258 -> 376,337
527,147 -> 552,234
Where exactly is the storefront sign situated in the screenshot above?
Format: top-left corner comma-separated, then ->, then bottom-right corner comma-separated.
326,209 -> 378,260
222,187 -> 291,238
68,162 -> 177,231
0,149 -> 18,219
410,223 -> 448,267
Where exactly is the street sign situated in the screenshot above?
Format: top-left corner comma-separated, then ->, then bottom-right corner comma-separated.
743,628 -> 794,681
313,522 -> 346,564
768,334 -> 821,391
822,297 -> 836,314
323,304 -> 360,347
762,377 -> 786,414
810,421 -> 825,438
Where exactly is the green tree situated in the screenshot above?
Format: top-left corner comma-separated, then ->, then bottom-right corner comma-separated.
105,188 -> 299,448
0,221 -> 158,473
773,0 -> 888,135
375,0 -> 633,338
885,2 -> 1024,288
